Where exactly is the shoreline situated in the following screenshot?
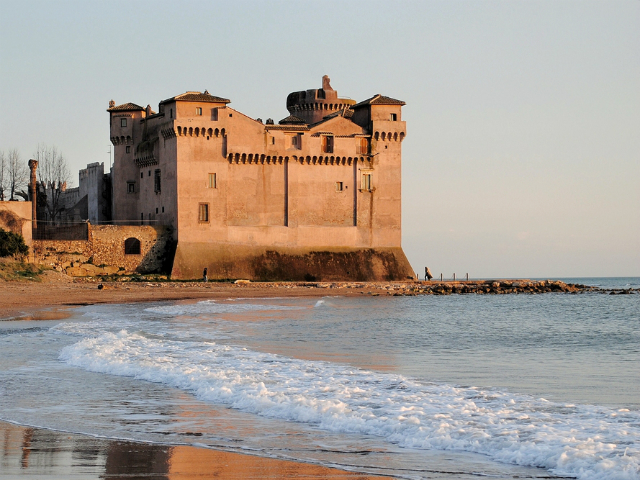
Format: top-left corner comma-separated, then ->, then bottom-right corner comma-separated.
2,277 -> 635,479
1,276 -> 626,322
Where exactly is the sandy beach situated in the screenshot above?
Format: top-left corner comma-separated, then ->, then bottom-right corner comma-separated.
3,275 -> 632,479
0,277 -> 400,480
1,277 -> 401,479
0,275 -> 364,321
0,271 -> 600,321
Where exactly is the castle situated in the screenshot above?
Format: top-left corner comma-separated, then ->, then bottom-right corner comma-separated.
107,77 -> 413,280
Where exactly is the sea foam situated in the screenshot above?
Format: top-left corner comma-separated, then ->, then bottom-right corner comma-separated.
57,314 -> 640,480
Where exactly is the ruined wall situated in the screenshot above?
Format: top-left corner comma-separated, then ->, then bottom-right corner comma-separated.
0,201 -> 32,245
33,224 -> 172,275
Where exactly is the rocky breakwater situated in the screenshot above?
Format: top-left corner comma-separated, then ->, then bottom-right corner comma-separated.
415,280 -> 597,295
270,280 -> 606,295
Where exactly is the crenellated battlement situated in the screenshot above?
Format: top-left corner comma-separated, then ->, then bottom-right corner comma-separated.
107,79 -> 412,281
286,76 -> 356,125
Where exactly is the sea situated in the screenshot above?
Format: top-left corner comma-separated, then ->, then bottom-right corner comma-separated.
0,277 -> 638,480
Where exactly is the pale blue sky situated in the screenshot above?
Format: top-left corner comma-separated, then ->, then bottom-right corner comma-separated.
1,1 -> 638,277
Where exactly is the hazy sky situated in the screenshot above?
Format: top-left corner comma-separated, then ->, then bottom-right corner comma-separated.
1,1 -> 638,278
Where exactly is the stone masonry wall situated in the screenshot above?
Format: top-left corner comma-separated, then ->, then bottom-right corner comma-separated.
33,224 -> 172,276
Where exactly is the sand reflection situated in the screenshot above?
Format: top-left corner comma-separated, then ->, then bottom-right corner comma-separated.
0,421 -> 393,479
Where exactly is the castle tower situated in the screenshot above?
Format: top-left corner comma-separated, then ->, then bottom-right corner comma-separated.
286,75 -> 356,125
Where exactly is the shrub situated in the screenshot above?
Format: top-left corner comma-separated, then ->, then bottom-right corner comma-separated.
0,228 -> 29,258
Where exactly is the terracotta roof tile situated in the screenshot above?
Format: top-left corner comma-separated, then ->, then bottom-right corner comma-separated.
352,94 -> 405,108
160,91 -> 230,105
279,115 -> 307,125
107,102 -> 145,112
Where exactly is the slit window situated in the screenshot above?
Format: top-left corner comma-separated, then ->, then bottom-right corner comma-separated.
124,237 -> 141,255
198,203 -> 209,223
154,169 -> 161,193
208,173 -> 217,189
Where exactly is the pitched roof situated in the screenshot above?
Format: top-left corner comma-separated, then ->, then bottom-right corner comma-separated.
107,102 -> 145,112
264,125 -> 309,131
352,94 -> 405,108
278,115 -> 307,125
308,108 -> 355,128
159,90 -> 230,105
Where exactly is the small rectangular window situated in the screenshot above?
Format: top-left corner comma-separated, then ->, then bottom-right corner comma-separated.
121,118 -> 127,127
335,182 -> 343,192
127,182 -> 135,193
208,173 -> 217,189
357,138 -> 369,155
198,203 -> 209,222
390,113 -> 397,121
170,108 -> 173,119
196,107 -> 202,116
322,135 -> 334,153
361,173 -> 372,191
211,109 -> 218,121
156,207 -> 158,214
126,146 -> 131,154
154,169 -> 161,193
140,172 -> 143,179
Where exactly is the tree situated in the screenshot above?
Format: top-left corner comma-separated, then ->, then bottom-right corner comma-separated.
7,149 -> 28,201
0,228 -> 29,258
33,143 -> 71,223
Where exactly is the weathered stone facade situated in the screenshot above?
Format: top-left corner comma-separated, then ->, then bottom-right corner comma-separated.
37,162 -> 111,225
0,201 -> 32,245
108,77 -> 414,280
33,224 -> 172,276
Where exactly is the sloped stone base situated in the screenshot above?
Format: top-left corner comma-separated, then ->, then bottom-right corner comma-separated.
171,243 -> 414,281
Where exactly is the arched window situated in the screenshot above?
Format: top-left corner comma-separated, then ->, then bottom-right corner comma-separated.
124,237 -> 141,255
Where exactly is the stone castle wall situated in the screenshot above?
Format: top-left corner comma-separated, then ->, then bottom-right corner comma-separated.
33,224 -> 172,276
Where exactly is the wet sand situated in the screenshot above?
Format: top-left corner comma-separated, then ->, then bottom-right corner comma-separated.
0,278 -> 375,321
0,421 -> 395,479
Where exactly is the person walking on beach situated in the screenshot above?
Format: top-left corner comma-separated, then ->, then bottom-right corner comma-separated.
425,267 -> 433,281
203,267 -> 208,282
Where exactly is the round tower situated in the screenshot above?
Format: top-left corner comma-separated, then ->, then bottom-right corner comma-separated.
286,76 -> 356,125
